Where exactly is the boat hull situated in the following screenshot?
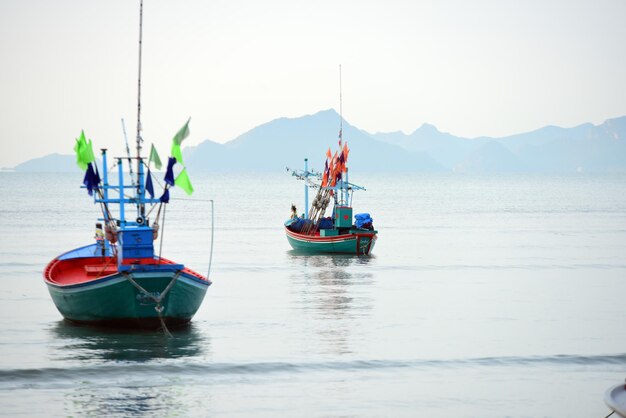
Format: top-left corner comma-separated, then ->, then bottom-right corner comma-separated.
46,272 -> 208,328
44,244 -> 210,329
285,227 -> 377,255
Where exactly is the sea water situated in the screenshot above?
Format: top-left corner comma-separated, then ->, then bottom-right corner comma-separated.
0,172 -> 624,417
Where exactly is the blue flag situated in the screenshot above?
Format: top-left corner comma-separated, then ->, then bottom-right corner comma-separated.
164,157 -> 176,186
83,163 -> 98,196
93,163 -> 101,187
82,164 -> 92,195
159,188 -> 170,203
145,168 -> 155,199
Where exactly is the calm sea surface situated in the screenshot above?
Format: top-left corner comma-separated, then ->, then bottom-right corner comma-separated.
0,171 -> 625,417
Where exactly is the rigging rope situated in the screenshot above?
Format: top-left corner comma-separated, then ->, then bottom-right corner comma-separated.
158,202 -> 167,262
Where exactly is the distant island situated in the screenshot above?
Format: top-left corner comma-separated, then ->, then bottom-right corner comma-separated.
11,110 -> 626,173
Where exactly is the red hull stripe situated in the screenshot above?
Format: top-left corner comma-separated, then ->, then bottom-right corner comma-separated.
284,227 -> 376,243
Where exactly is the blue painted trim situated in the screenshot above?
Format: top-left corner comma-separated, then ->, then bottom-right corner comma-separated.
57,244 -> 112,260
118,263 -> 184,273
118,158 -> 125,223
102,150 -> 109,205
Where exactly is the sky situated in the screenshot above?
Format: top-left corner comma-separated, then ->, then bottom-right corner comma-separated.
1,0 -> 625,168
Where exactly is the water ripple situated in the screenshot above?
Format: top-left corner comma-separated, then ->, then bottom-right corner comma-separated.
1,353 -> 624,389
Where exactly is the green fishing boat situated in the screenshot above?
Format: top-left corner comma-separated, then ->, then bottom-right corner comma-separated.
44,246 -> 210,328
43,0 -> 214,331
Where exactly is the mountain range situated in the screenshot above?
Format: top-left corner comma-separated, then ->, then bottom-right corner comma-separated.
10,109 -> 626,173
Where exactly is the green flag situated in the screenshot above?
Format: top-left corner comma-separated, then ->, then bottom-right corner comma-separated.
149,144 -> 162,170
175,168 -> 194,195
73,130 -> 92,171
172,118 -> 190,145
82,139 -> 96,165
73,140 -> 87,171
171,143 -> 184,165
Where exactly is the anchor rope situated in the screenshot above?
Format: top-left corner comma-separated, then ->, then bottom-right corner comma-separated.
122,270 -> 181,338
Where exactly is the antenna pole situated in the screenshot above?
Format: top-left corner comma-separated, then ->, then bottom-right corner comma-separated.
339,64 -> 343,144
339,64 -> 344,204
304,158 -> 309,219
136,0 -> 145,215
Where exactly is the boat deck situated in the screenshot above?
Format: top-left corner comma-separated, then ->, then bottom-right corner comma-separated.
44,255 -> 208,286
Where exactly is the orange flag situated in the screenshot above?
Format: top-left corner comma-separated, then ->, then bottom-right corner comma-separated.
326,147 -> 332,160
338,154 -> 345,173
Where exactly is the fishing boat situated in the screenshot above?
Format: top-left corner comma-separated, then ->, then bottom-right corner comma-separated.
43,0 -> 213,331
285,66 -> 377,255
285,154 -> 377,255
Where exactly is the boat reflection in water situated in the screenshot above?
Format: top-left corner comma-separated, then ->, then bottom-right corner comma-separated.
48,320 -> 210,362
287,251 -> 374,356
46,321 -> 212,416
67,383 -> 195,418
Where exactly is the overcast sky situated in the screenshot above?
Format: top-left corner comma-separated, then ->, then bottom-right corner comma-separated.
1,0 -> 625,167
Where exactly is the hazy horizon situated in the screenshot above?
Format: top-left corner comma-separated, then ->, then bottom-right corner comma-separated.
1,0 -> 625,167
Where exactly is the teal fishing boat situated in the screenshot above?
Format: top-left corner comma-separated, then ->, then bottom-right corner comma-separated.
285,155 -> 377,256
285,66 -> 377,255
43,0 -> 213,330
